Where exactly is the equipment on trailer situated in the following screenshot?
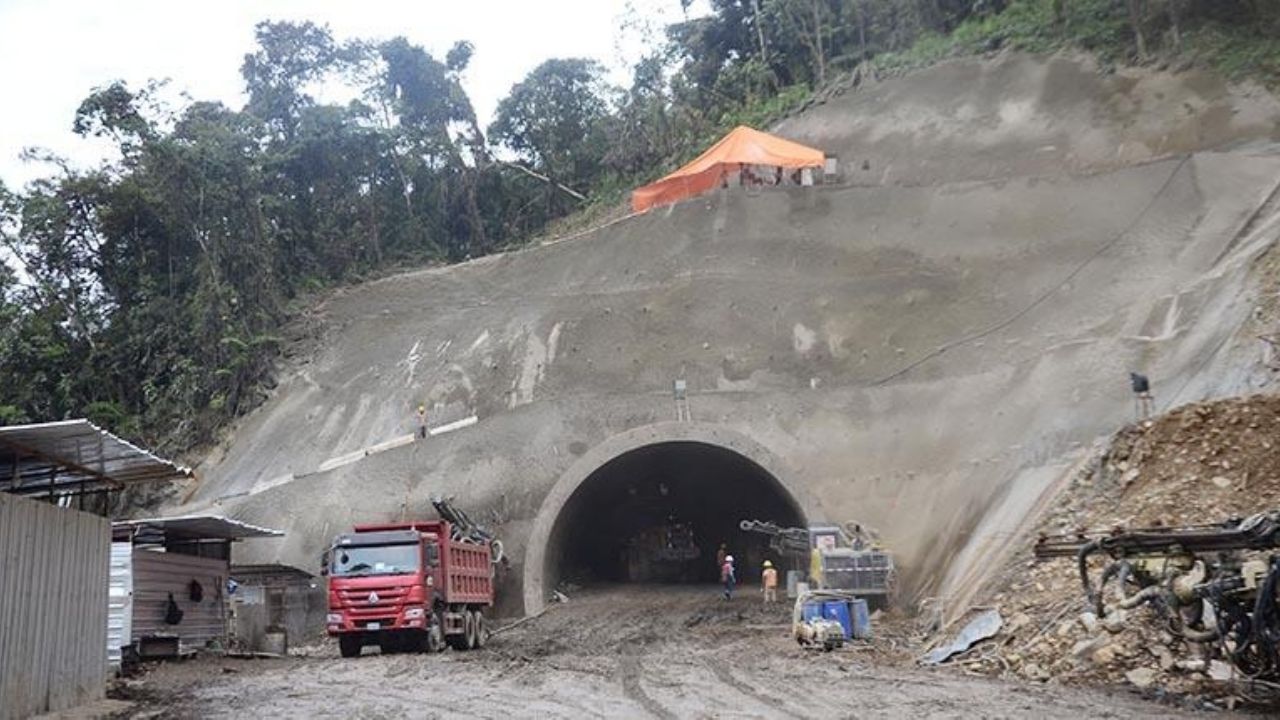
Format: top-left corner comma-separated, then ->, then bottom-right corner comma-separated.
1034,510 -> 1280,680
793,589 -> 872,650
325,504 -> 500,658
626,521 -> 702,582
655,521 -> 700,562
740,519 -> 895,605
432,495 -> 504,563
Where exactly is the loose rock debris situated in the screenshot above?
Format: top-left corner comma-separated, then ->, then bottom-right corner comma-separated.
967,393 -> 1280,710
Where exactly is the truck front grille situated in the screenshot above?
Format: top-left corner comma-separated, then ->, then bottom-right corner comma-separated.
338,584 -> 408,611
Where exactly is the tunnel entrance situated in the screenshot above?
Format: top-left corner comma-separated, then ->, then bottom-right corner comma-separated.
542,441 -> 806,593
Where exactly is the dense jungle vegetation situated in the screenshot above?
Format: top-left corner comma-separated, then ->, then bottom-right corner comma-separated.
1,0 -> 1276,451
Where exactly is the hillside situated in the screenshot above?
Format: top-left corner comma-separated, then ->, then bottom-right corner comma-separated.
173,53 -> 1280,619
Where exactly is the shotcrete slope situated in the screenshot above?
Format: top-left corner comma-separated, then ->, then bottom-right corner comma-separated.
186,53 -> 1280,615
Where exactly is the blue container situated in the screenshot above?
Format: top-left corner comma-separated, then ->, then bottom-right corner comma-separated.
801,601 -> 824,624
849,598 -> 872,640
822,600 -> 853,639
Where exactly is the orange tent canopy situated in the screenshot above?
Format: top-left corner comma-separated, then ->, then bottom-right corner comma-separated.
631,125 -> 825,213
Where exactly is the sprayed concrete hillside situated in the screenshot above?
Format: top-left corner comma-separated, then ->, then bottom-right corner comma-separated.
181,53 -> 1280,616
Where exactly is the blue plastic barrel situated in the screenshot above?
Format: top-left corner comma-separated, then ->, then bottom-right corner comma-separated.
849,598 -> 872,639
822,600 -> 853,639
802,601 -> 824,624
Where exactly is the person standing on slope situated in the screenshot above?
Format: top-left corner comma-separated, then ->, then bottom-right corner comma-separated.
1130,372 -> 1154,419
721,554 -> 736,601
416,404 -> 429,439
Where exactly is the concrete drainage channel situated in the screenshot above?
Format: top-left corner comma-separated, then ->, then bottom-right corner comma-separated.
211,416 -> 479,504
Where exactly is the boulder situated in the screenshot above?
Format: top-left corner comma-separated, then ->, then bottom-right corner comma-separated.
1125,667 -> 1158,689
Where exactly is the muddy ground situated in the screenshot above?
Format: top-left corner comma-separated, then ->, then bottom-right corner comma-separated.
114,586 -> 1196,718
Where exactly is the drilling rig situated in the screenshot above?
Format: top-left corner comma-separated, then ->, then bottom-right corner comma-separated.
1035,510 -> 1280,680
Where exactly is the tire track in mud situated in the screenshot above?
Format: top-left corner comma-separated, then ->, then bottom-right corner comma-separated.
703,656 -> 813,718
617,655 -> 677,719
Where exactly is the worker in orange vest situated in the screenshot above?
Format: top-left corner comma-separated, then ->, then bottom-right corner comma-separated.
761,560 -> 778,604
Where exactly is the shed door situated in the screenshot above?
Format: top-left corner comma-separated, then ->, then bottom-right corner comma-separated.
107,541 -> 133,667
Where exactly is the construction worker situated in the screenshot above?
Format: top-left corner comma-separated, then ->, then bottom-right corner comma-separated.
721,554 -> 736,601
761,560 -> 778,604
810,546 -> 824,589
416,404 -> 428,439
715,542 -> 727,574
1130,372 -> 1154,419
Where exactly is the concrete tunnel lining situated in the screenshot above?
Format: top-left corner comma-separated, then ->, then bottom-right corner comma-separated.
522,422 -> 820,614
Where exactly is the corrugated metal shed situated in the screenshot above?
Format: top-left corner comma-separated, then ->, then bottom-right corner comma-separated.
0,419 -> 192,497
129,549 -> 230,650
0,494 -> 110,720
108,542 -> 134,668
231,563 -> 315,578
113,514 -> 284,541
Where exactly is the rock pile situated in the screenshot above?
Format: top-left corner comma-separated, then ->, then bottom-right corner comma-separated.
960,394 -> 1280,709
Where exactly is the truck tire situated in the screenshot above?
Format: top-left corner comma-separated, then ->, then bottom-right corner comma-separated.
464,610 -> 478,650
338,635 -> 362,658
473,610 -> 486,649
445,610 -> 469,651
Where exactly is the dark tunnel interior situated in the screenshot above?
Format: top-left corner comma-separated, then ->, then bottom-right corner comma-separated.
544,442 -> 806,589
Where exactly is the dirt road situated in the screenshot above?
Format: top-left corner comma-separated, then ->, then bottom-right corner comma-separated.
117,586 -> 1194,718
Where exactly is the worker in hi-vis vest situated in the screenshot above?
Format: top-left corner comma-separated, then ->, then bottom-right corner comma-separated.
761,560 -> 778,604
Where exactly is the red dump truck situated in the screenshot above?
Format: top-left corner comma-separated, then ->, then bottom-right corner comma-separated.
325,520 -> 493,657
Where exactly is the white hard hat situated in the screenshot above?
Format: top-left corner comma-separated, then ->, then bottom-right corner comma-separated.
725,555 -> 734,563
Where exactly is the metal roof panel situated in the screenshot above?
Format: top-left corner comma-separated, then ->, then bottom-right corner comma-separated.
0,419 -> 192,496
113,514 -> 284,540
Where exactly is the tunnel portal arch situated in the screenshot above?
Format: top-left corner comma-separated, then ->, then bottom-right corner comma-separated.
523,422 -> 818,614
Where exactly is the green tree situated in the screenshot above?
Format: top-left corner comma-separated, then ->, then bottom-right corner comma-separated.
241,20 -> 340,141
489,58 -> 613,194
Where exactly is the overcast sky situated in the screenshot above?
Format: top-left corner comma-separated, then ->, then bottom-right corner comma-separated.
0,0 -> 700,190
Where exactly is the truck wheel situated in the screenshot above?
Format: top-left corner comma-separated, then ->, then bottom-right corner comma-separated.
464,610 -> 478,650
445,611 -> 469,651
427,615 -> 445,653
338,635 -> 362,658
473,611 -> 487,649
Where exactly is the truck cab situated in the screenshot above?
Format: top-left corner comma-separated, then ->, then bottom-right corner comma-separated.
325,520 -> 493,657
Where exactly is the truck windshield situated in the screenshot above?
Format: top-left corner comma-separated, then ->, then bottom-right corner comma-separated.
330,543 -> 420,577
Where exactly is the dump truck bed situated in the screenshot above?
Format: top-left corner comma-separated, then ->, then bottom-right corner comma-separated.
353,520 -> 493,606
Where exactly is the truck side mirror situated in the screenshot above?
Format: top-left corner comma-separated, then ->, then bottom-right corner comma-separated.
320,549 -> 330,576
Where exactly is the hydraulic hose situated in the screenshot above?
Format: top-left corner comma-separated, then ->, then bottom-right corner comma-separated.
1077,541 -> 1103,615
